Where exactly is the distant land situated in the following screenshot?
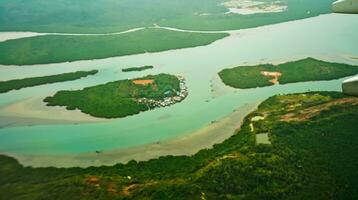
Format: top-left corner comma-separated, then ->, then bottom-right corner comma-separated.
0,0 -> 334,66
122,66 -> 154,72
1,91 -> 357,199
0,70 -> 98,94
0,29 -> 228,65
44,74 -> 188,118
0,0 -> 333,33
218,58 -> 358,89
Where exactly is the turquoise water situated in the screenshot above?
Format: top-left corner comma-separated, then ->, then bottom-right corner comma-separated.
0,14 -> 357,155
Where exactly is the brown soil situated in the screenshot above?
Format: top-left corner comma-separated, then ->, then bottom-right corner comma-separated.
122,184 -> 139,196
132,79 -> 154,85
261,71 -> 282,84
86,176 -> 100,185
107,182 -> 118,194
122,181 -> 157,196
281,97 -> 358,122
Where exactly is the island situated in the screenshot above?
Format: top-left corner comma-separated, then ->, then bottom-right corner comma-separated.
122,66 -> 154,72
1,91 -> 358,199
0,29 -> 228,65
0,70 -> 98,94
218,57 -> 358,89
43,74 -> 188,118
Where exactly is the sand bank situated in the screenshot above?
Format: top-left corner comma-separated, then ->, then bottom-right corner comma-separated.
3,102 -> 258,168
0,97 -> 106,128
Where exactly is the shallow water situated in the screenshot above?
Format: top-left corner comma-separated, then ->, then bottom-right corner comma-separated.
0,14 -> 357,157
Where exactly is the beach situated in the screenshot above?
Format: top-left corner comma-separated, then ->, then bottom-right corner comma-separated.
3,102 -> 258,168
0,97 -> 106,128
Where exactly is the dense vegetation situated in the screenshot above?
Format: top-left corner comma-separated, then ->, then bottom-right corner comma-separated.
44,73 -> 181,118
1,91 -> 357,199
122,66 -> 154,72
219,57 -> 358,89
0,70 -> 98,94
0,0 -> 333,33
0,29 -> 228,65
0,0 -> 334,65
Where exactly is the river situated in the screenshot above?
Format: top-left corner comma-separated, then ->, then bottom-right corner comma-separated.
0,13 -> 357,167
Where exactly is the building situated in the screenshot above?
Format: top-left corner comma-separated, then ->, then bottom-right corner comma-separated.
342,76 -> 358,96
332,0 -> 358,14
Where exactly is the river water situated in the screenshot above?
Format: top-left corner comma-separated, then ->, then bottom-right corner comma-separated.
0,14 -> 357,159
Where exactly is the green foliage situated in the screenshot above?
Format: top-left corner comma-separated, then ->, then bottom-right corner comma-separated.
0,29 -> 228,65
1,91 -> 358,199
44,73 -> 180,118
0,0 -> 333,33
219,64 -> 274,88
0,70 -> 98,93
122,66 -> 154,72
219,57 -> 358,89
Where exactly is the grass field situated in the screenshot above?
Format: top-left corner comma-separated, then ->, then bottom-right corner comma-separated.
0,0 -> 333,33
218,58 -> 358,89
1,91 -> 357,199
0,29 -> 228,65
44,73 -> 181,118
0,70 -> 98,94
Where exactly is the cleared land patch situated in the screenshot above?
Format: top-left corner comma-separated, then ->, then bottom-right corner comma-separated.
132,79 -> 154,86
222,0 -> 287,15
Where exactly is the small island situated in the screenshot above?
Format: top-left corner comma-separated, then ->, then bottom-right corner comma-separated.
122,65 -> 154,72
44,73 -> 188,118
218,57 -> 358,89
0,70 -> 98,94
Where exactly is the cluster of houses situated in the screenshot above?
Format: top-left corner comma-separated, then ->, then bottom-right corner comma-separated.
137,76 -> 188,108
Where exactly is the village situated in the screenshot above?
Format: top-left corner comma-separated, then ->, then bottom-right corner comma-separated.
136,75 -> 188,108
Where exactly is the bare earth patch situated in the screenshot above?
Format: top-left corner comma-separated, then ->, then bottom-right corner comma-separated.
281,97 -> 358,122
132,79 -> 154,85
85,176 -> 101,188
261,71 -> 282,84
222,0 -> 287,15
122,181 -> 157,196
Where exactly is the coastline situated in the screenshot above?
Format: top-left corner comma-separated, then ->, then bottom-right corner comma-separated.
1,102 -> 258,168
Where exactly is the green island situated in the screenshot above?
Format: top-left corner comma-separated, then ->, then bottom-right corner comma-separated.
0,0 -> 332,33
44,74 -> 188,118
122,66 -> 154,72
1,91 -> 357,199
0,29 -> 228,65
0,70 -> 98,94
218,57 -> 358,89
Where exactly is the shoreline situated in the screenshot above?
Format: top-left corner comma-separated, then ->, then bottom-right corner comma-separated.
0,14 -> 343,67
0,102 -> 258,168
0,97 -> 107,128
